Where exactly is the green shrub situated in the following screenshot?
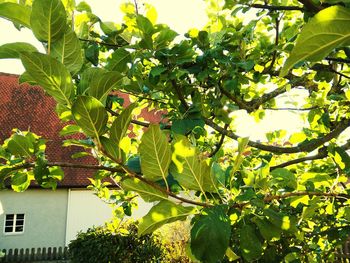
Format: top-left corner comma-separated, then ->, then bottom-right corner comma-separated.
68,220 -> 163,263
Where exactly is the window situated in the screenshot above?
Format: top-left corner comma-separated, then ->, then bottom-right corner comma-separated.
4,214 -> 25,234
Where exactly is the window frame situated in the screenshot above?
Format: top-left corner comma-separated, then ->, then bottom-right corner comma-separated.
3,213 -> 25,235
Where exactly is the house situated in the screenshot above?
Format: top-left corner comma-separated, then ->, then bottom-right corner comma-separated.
0,73 -> 158,251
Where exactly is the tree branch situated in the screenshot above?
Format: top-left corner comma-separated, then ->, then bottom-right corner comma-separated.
205,118 -> 350,154
263,106 -> 318,111
208,124 -> 228,157
171,79 -> 189,110
79,38 -> 123,48
264,191 -> 349,202
249,4 -> 304,11
298,0 -> 323,12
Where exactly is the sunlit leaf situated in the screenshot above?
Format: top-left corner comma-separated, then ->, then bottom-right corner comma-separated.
71,96 -> 108,141
20,52 -> 74,106
51,28 -> 83,75
138,200 -> 194,236
121,177 -> 168,202
30,0 -> 67,45
0,42 -> 37,59
281,6 -> 350,76
0,2 -> 31,28
170,135 -> 218,193
140,124 -> 172,185
110,103 -> 137,159
89,71 -> 123,104
106,48 -> 131,73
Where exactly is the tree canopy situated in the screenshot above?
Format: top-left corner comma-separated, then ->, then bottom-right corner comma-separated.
1,0 -> 350,261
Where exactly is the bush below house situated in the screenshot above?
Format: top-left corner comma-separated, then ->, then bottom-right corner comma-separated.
68,220 -> 193,263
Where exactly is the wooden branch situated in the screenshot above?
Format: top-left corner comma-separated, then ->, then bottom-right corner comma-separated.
11,161 -> 211,207
208,124 -> 229,157
205,118 -> 350,154
263,106 -> 318,111
264,191 -> 350,202
298,0 -> 323,12
249,4 -> 304,11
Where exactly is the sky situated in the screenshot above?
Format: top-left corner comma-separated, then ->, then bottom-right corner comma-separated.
0,0 -> 306,139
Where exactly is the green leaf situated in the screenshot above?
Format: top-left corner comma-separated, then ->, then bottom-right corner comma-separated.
136,15 -> 154,36
253,217 -> 282,241
170,135 -> 218,193
11,172 -> 30,192
138,200 -> 194,236
59,124 -> 81,136
51,28 -> 83,75
126,156 -> 141,174
121,178 -> 168,202
106,48 -> 131,73
7,134 -> 34,157
85,43 -> 99,66
270,168 -> 297,190
110,103 -> 137,159
280,6 -> 350,76
78,67 -> 107,95
263,208 -> 298,233
240,224 -> 263,261
20,52 -> 74,106
154,28 -> 178,49
190,206 -> 231,263
0,42 -> 38,59
0,2 -> 31,28
89,71 -> 123,104
71,96 -> 108,141
140,124 -> 172,185
100,136 -> 121,162
30,0 -> 67,44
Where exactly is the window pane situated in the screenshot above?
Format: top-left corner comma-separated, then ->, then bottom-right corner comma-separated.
5,220 -> 14,227
17,214 -> 24,220
16,219 -> 24,226
15,226 -> 23,232
5,227 -> 13,233
6,214 -> 14,220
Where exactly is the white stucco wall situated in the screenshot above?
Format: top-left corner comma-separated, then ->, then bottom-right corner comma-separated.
1,188 -> 153,250
64,189 -> 113,245
0,189 -> 68,250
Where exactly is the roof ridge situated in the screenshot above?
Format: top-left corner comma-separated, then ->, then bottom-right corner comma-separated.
0,72 -> 20,77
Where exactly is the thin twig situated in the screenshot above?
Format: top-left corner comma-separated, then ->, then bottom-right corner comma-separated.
204,118 -> 350,154
249,4 -> 304,11
208,124 -> 229,157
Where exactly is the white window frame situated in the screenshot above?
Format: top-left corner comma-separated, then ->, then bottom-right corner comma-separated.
3,213 -> 25,235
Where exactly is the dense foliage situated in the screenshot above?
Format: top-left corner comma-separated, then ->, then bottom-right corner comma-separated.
1,0 -> 350,261
68,220 -> 164,263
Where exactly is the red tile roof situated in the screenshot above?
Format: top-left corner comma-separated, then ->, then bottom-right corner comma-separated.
0,73 -> 165,188
0,73 -> 95,187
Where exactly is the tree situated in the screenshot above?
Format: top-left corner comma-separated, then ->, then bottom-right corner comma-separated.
1,0 -> 350,261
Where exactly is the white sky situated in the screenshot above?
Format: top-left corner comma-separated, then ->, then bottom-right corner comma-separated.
0,0 -> 306,139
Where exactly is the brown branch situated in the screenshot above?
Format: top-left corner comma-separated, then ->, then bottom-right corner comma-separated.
326,57 -> 350,64
232,191 -> 349,209
263,106 -> 318,111
270,151 -> 327,170
171,79 -> 189,110
248,86 -> 287,112
106,107 -> 172,129
218,82 -> 251,111
264,191 -> 349,202
11,161 -> 210,207
265,17 -> 280,73
205,118 -> 350,154
208,124 -> 229,158
249,4 -> 304,11
298,0 -> 323,12
79,38 -> 122,48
